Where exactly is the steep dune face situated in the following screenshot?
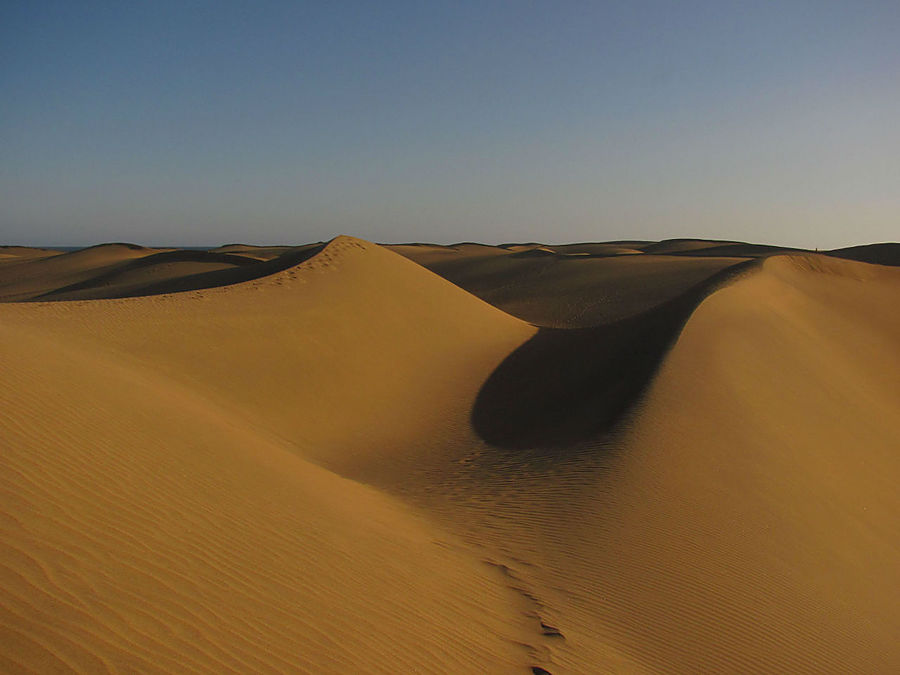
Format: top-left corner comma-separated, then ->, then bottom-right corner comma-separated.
0,236 -> 539,672
471,261 -> 755,448
405,253 -> 900,673
1,237 -> 533,474
592,254 -> 900,672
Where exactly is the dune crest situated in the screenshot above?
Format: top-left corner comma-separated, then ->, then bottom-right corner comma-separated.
2,236 -> 898,672
595,253 -> 900,671
0,236 -> 548,672
398,253 -> 900,672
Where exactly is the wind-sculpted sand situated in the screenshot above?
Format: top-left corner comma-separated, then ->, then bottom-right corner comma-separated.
1,236 -> 897,673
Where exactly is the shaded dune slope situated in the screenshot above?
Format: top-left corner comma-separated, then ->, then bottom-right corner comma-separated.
394,243 -> 748,327
34,249 -> 260,300
0,243 -> 163,302
402,253 -> 900,673
35,245 -> 325,301
826,242 -> 900,266
395,239 -> 899,329
472,259 -> 756,448
209,244 -> 301,260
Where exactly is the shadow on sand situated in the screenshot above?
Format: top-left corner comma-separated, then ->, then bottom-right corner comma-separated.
35,244 -> 325,301
472,260 -> 757,450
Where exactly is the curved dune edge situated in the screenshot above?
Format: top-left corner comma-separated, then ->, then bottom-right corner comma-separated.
1,237 -> 899,673
1,236 -> 536,474
595,253 -> 900,672
398,252 -> 900,673
0,236 -> 551,673
471,259 -> 757,448
32,249 -> 263,301
0,244 -> 165,302
0,244 -> 327,303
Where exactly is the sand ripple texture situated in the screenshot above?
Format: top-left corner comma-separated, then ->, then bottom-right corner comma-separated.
1,237 -> 899,673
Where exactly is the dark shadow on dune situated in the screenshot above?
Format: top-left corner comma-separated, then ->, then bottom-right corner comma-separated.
472,259 -> 757,449
827,243 -> 900,267
34,244 -> 325,301
660,242 -> 807,257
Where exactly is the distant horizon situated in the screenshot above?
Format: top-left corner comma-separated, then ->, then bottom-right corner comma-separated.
3,2 -> 899,249
4,235 -> 896,253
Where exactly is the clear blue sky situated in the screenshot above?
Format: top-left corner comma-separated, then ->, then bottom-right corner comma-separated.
2,1 -> 898,247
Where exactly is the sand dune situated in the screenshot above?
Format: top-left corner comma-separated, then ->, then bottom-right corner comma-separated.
394,243 -> 748,326
1,236 -> 898,673
0,324 -> 532,673
210,244 -> 311,261
0,237 -> 540,672
0,243 -> 172,302
576,254 -> 900,671
405,252 -> 900,673
827,242 -> 900,267
0,246 -> 63,263
36,250 -> 260,301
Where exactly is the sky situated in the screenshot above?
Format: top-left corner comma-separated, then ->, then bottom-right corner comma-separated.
1,1 -> 898,248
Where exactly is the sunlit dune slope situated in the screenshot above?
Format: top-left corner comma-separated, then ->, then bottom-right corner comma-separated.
0,236 -> 541,672
403,252 -> 900,673
1,234 -> 898,674
591,254 -> 900,672
0,327 -> 533,673
2,237 -> 533,473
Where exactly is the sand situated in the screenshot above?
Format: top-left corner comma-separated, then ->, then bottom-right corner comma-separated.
1,236 -> 898,673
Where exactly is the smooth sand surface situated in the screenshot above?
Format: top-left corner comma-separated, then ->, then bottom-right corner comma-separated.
0,244 -> 165,302
1,236 -> 898,673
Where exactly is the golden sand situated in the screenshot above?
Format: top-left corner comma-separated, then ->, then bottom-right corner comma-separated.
1,237 -> 897,673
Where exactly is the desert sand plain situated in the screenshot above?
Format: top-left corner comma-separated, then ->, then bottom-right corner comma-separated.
0,236 -> 898,673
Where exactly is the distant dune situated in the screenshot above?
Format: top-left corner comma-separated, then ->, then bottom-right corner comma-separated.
1,236 -> 898,673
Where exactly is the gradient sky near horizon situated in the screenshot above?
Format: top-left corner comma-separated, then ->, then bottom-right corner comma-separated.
2,1 -> 898,248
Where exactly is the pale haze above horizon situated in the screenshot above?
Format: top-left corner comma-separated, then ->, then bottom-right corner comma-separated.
2,1 -> 898,249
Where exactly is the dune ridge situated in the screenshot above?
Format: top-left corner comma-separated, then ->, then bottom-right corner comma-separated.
0,236 -> 551,673
395,252 -> 900,673
1,236 -> 898,673
471,258 -> 757,448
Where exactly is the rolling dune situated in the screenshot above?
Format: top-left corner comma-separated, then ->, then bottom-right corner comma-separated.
401,252 -> 900,673
393,243 -> 747,327
0,244 -> 165,302
1,235 -> 898,673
